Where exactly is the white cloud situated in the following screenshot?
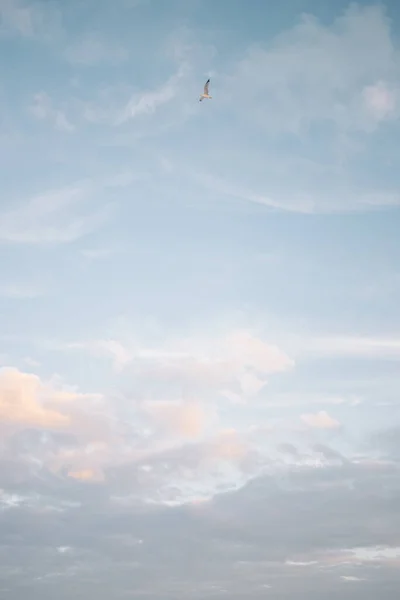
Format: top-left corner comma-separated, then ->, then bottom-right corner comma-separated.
350,545 -> 400,562
284,545 -> 400,578
285,560 -> 318,567
63,328 -> 294,399
57,546 -> 72,554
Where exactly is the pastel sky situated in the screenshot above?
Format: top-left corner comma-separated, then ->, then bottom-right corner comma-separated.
1,0 -> 400,597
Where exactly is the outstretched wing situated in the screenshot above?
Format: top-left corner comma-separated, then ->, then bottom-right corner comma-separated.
204,78 -> 210,94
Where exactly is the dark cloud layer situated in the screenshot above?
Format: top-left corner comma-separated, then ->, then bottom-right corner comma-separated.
1,442 -> 400,598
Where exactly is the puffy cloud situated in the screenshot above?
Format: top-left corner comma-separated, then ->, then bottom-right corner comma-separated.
143,401 -> 211,439
208,428 -> 248,462
68,328 -> 294,401
0,366 -> 119,486
0,366 -> 397,598
0,367 -> 71,430
301,410 -> 340,429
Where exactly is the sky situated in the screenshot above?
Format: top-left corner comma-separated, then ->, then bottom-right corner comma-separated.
1,0 -> 400,597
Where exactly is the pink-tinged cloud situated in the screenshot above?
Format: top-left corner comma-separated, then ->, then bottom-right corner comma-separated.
67,468 -> 104,482
0,368 -> 70,430
208,429 -> 248,462
301,410 -> 340,429
0,367 -> 111,443
143,400 -> 213,439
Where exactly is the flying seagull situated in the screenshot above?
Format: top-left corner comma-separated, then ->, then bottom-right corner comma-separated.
199,78 -> 212,102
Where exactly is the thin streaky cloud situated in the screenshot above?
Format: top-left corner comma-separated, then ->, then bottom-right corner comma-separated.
0,283 -> 44,299
0,179 -> 119,245
304,335 -> 400,359
116,65 -> 189,124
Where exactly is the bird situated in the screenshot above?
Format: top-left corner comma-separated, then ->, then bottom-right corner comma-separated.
199,78 -> 212,102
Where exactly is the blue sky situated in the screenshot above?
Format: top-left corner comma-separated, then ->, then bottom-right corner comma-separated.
1,0 -> 400,597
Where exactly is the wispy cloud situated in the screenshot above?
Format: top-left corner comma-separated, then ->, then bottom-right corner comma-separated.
178,4 -> 400,215
189,170 -> 400,214
116,66 -> 188,124
190,171 -> 317,214
304,335 -> 400,360
80,246 -> 122,262
0,182 -> 109,245
29,92 -> 75,132
341,575 -> 365,582
224,4 -> 399,134
0,283 -> 43,299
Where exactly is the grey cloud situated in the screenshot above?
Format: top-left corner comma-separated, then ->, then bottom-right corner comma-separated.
1,439 -> 400,597
369,426 -> 400,458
